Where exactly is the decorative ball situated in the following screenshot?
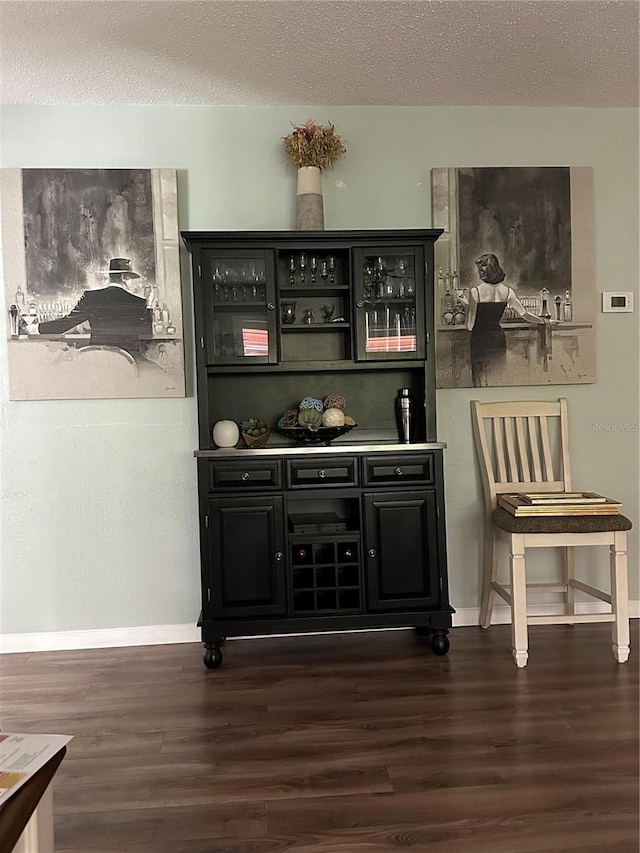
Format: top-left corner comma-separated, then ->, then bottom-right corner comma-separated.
281,408 -> 299,427
212,419 -> 239,448
324,394 -> 346,411
298,408 -> 323,428
299,396 -> 324,412
344,415 -> 356,426
322,407 -> 345,427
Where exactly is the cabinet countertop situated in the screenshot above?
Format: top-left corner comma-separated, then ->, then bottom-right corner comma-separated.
195,442 -> 447,458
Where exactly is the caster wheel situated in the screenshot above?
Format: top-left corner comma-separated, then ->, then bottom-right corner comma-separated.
203,646 -> 223,669
431,632 -> 450,656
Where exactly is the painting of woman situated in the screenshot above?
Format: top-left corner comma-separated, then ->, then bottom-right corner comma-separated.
467,253 -> 550,387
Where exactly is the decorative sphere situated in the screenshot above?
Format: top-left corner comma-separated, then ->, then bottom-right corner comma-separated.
299,396 -> 324,412
298,408 -> 323,428
212,420 -> 239,447
324,394 -> 346,411
322,407 -> 345,427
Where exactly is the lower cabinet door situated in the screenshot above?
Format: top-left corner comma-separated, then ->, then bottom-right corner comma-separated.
209,496 -> 286,618
363,490 -> 439,611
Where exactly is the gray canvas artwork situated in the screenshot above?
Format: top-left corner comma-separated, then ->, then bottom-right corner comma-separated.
431,166 -> 596,388
1,168 -> 185,400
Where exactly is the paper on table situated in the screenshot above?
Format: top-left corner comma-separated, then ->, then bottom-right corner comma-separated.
0,732 -> 72,807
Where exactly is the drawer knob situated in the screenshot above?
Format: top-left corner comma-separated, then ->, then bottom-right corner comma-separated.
267,302 -> 275,311
318,469 -> 327,479
368,548 -> 377,558
241,472 -> 250,481
394,467 -> 403,476
356,299 -> 365,309
275,551 -> 284,561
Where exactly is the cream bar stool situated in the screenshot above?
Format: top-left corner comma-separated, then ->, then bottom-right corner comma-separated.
471,398 -> 632,668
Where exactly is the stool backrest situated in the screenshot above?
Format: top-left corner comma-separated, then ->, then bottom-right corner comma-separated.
471,398 -> 572,510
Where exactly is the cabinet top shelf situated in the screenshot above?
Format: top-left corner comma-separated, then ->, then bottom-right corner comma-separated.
182,228 -> 444,251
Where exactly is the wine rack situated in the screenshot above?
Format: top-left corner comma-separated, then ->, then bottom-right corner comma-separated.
291,540 -> 361,614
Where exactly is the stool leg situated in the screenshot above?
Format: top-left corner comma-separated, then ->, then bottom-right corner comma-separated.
610,531 -> 630,664
480,522 -> 499,629
563,546 -> 575,615
509,533 -> 528,667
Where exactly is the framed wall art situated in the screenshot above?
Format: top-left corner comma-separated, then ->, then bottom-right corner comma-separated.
1,168 -> 185,400
431,166 -> 596,389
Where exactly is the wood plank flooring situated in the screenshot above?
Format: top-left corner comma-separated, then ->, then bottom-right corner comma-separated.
1,623 -> 638,852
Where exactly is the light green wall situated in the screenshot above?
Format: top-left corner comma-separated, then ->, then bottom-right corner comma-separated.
1,105 -> 638,635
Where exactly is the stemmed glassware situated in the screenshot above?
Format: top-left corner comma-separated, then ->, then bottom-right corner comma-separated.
320,260 -> 329,283
310,256 -> 318,285
288,256 -> 296,286
299,253 -> 307,284
328,256 -> 336,285
396,257 -> 407,298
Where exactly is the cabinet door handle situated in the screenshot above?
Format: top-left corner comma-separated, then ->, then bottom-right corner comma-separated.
275,551 -> 284,561
394,467 -> 403,476
241,472 -> 250,481
368,548 -> 377,558
356,299 -> 365,309
318,469 -> 327,478
267,302 -> 275,311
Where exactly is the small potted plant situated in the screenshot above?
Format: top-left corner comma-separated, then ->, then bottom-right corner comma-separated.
241,417 -> 270,448
282,119 -> 347,231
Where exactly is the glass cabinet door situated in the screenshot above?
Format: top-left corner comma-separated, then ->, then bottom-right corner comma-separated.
203,250 -> 277,365
353,246 -> 425,361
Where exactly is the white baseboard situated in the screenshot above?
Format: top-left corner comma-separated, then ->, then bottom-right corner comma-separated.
0,623 -> 200,654
1,602 -> 638,654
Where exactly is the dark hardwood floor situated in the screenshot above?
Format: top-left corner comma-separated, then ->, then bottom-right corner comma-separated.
1,622 -> 638,852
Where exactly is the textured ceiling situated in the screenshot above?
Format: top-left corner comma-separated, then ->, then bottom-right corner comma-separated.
1,0 -> 639,107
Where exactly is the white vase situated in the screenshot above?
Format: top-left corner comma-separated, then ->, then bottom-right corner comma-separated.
295,166 -> 324,231
212,420 -> 239,448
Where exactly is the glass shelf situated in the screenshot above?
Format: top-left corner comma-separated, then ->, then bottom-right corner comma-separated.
281,323 -> 350,332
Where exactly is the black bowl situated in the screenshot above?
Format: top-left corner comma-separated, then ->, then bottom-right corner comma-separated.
276,423 -> 356,446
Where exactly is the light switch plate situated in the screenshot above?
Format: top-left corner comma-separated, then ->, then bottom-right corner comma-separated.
602,292 -> 634,313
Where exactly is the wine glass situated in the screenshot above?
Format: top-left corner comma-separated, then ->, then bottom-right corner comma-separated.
288,255 -> 296,286
396,257 -> 407,298
320,259 -> 329,283
321,303 -> 335,323
212,267 -> 223,302
328,256 -> 336,284
310,256 -> 318,285
299,253 -> 307,284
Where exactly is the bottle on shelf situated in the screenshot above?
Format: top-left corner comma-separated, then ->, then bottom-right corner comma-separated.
161,302 -> 170,325
539,288 -> 551,320
554,295 -> 562,320
563,290 -> 573,322
440,270 -> 454,324
15,283 -> 26,309
153,303 -> 164,334
8,304 -> 20,336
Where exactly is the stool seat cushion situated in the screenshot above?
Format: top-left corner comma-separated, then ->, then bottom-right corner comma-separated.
493,507 -> 633,534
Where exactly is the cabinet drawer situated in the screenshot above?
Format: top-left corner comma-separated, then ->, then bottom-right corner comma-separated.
208,459 -> 282,491
362,454 -> 434,486
286,457 -> 358,489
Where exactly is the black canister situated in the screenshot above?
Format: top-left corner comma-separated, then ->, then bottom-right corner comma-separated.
396,388 -> 414,444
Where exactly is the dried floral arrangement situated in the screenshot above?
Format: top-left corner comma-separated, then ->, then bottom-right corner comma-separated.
282,120 -> 347,170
